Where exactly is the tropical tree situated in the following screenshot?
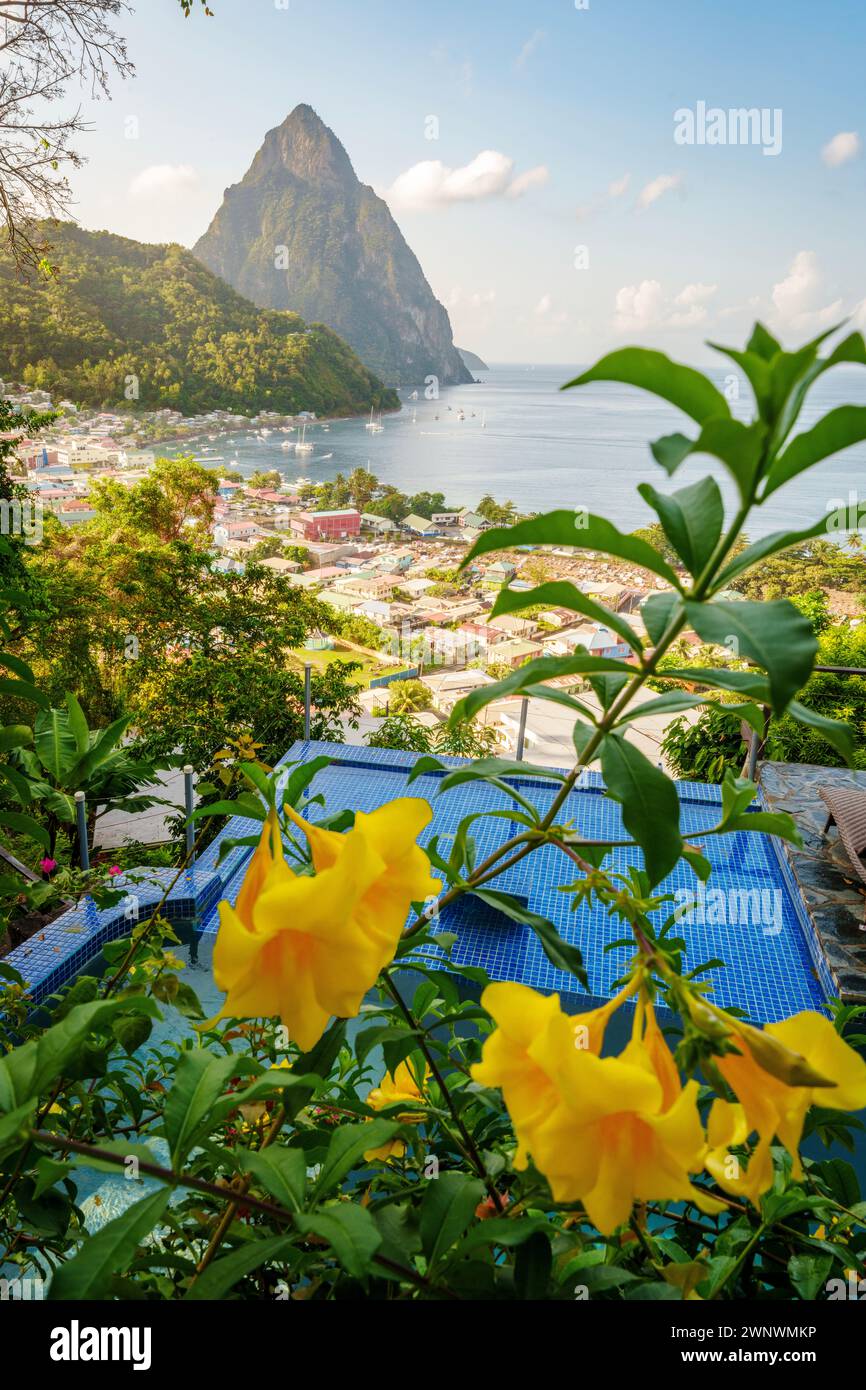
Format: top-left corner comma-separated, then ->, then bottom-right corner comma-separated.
0,663 -> 173,861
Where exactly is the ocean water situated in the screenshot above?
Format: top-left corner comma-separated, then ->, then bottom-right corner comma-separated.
176,362 -> 866,540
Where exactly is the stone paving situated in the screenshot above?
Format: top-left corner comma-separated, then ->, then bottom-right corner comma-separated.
760,760 -> 866,1003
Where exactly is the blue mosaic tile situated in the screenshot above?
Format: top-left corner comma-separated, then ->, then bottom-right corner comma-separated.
5,740 -> 830,1025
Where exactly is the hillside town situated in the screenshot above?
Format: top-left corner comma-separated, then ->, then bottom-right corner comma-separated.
4,381 -> 700,767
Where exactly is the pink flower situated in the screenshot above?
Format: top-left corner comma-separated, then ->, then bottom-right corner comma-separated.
39,857 -> 57,874
107,865 -> 122,877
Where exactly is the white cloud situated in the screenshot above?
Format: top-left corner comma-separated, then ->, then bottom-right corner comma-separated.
448,287 -> 496,310
129,164 -> 200,199
388,150 -> 548,209
771,250 -> 843,331
516,29 -> 546,70
822,131 -> 860,168
614,280 -> 666,330
637,173 -> 683,210
614,279 -> 716,331
533,292 -> 568,327
608,173 -> 631,199
506,164 -> 550,198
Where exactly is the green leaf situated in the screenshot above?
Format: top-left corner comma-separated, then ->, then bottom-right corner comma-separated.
0,723 -> 32,752
788,1253 -> 834,1302
649,432 -> 694,477
420,1172 -> 485,1267
600,733 -> 682,885
637,477 -> 724,577
641,592 -> 683,646
747,322 -> 783,360
715,516 -> 832,589
0,650 -> 35,682
471,888 -> 589,987
293,1205 -> 383,1281
0,677 -> 51,710
0,1099 -> 38,1161
190,794 -> 267,823
787,700 -> 855,764
67,713 -> 133,784
282,755 -> 333,807
764,405 -> 866,497
163,1050 -> 241,1164
461,510 -> 683,586
450,654 -> 636,726
0,761 -> 33,804
0,998 -> 158,1110
709,345 -> 773,417
64,693 -> 90,756
491,580 -> 642,651
49,1190 -> 171,1300
315,1120 -> 400,1196
564,347 -> 731,425
662,667 -> 772,701
239,1146 -> 306,1213
684,599 -> 817,715
615,691 -> 705,725
0,810 -> 49,849
514,1230 -> 553,1299
111,1013 -> 152,1056
184,1235 -> 295,1301
33,706 -> 79,781
292,1017 -> 347,1077
688,418 -> 769,500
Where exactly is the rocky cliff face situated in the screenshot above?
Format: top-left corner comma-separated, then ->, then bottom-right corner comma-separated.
194,105 -> 471,389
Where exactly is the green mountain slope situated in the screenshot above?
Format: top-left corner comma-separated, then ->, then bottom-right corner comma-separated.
0,222 -> 398,416
194,104 -> 471,389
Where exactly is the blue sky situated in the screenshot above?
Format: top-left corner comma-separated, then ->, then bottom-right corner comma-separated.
68,0 -> 866,363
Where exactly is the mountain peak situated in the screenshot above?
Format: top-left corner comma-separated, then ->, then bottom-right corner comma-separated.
194,108 -> 472,388
253,104 -> 355,185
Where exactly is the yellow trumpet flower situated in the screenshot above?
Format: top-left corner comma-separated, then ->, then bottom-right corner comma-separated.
207,801 -> 439,1051
714,1011 -> 866,1183
472,982 -> 724,1235
363,1059 -> 429,1162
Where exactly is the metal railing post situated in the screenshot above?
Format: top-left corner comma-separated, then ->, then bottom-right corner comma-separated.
515,697 -> 529,762
304,662 -> 312,741
184,764 -> 196,864
75,790 -> 89,870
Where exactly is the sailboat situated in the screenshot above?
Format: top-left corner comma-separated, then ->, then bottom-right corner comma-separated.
295,423 -> 314,454
364,406 -> 377,431
481,410 -> 487,429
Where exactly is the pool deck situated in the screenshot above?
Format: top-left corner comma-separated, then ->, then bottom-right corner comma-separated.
759,761 -> 866,1004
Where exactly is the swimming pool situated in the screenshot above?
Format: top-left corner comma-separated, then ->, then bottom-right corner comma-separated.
4,740 -> 833,1024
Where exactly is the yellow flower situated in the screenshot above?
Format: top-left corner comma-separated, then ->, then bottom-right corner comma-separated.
713,1011 -> 866,1189
364,1059 -> 428,1162
704,1100 -> 774,1208
207,801 -> 439,1051
472,983 -> 723,1235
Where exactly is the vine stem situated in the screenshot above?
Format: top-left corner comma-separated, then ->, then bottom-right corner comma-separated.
404,489 -> 760,943
190,1101 -> 287,1282
29,1129 -> 451,1297
381,974 -> 504,1213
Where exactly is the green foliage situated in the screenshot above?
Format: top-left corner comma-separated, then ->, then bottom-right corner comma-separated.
0,223 -> 397,417
661,705 -> 749,783
3,325 -> 866,1305
385,679 -> 432,715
